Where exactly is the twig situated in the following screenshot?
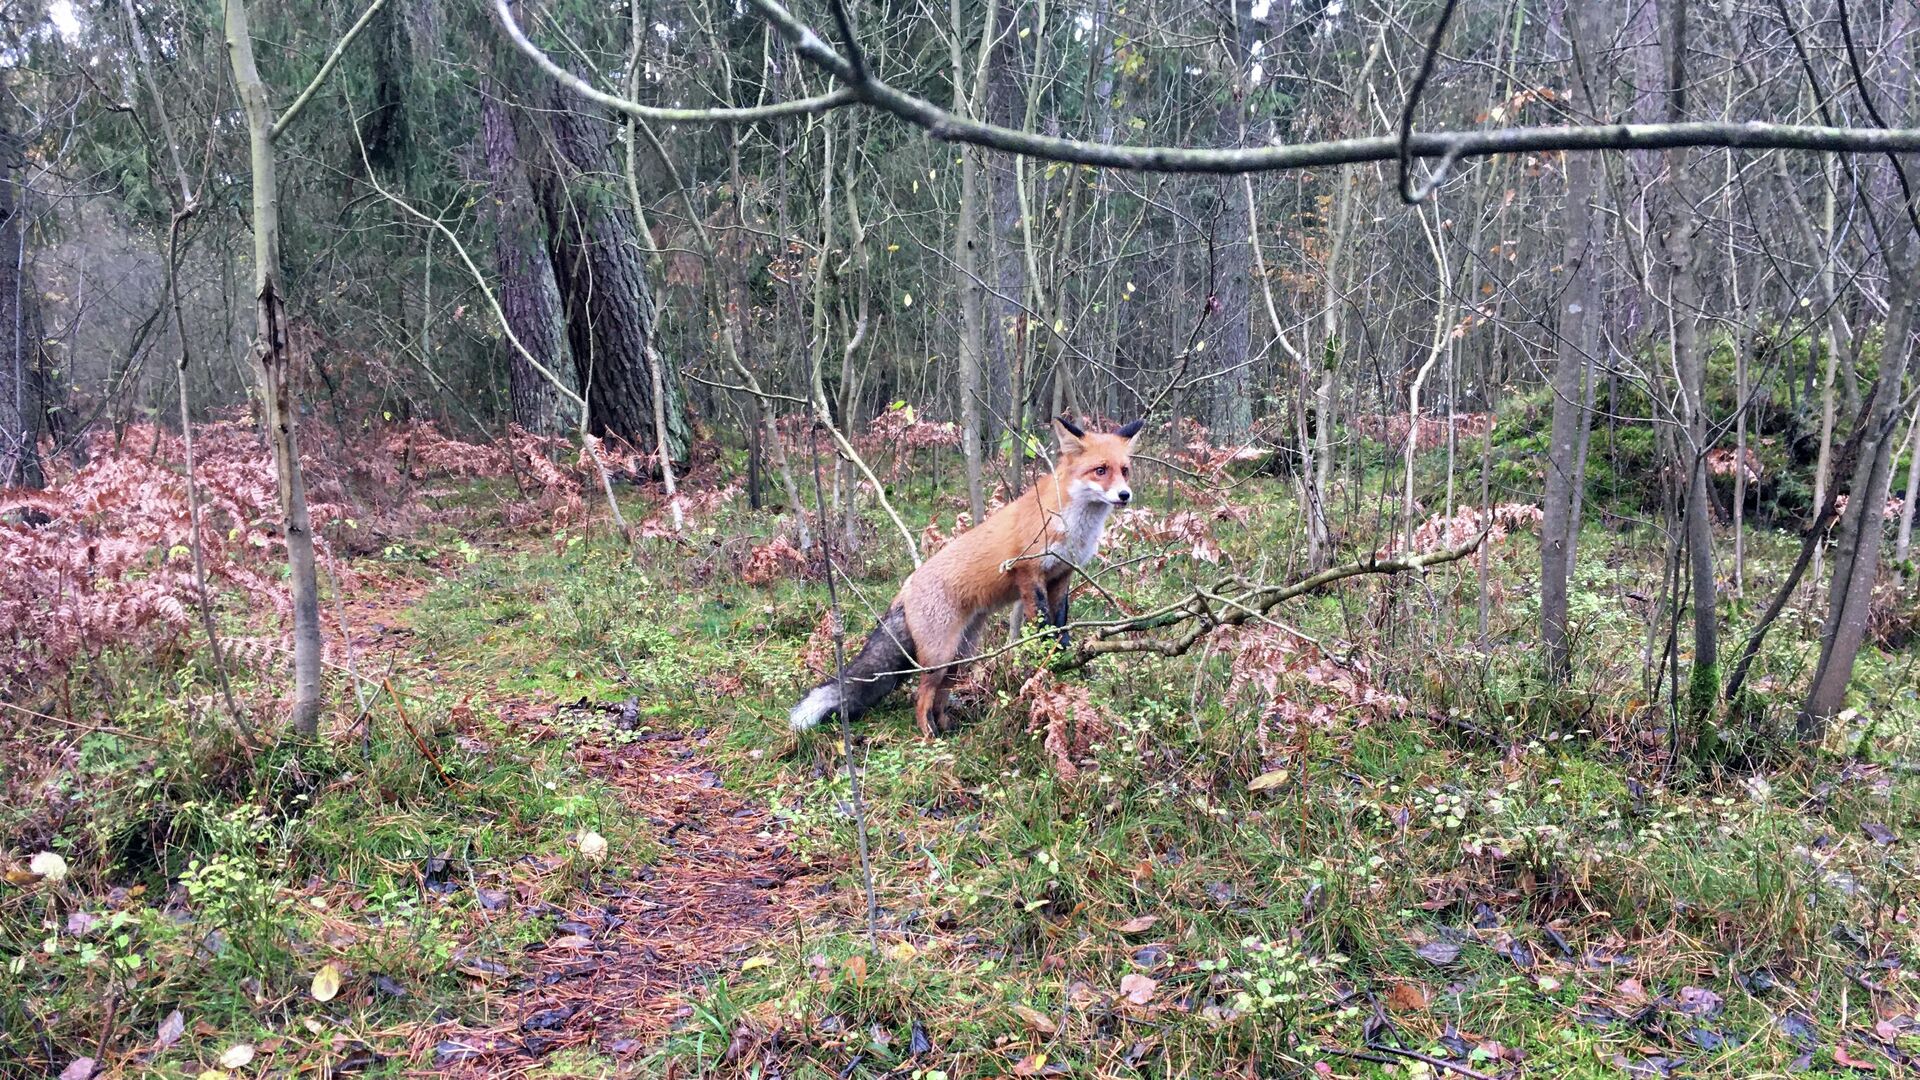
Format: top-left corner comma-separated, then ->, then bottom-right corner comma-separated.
809,412 -> 879,946
1396,0 -> 1463,203
271,0 -> 393,141
385,678 -> 463,790
1327,1043 -> 1497,1080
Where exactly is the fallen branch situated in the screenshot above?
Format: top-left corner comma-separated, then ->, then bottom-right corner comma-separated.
1057,530 -> 1490,668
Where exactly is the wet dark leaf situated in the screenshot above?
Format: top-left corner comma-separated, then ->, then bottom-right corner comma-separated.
1737,968 -> 1779,995
1203,881 -> 1236,904
433,1041 -> 488,1068
476,888 -> 509,911
520,1035 -> 556,1058
1438,1026 -> 1470,1057
1500,939 -> 1536,971
1543,926 -> 1572,956
154,1009 -> 185,1051
1677,986 -> 1723,1017
1862,822 -> 1897,846
330,1043 -> 384,1076
1686,1026 -> 1737,1051
1132,944 -> 1168,969
1776,1011 -> 1819,1047
553,921 -> 596,937
1472,902 -> 1500,929
372,974 -> 408,999
1414,941 -> 1461,965
522,1004 -> 577,1031
909,1020 -> 932,1056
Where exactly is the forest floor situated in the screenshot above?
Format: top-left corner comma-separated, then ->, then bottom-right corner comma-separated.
6,462 -> 1920,1079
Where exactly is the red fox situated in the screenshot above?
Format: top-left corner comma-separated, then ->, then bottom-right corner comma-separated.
790,416 -> 1142,737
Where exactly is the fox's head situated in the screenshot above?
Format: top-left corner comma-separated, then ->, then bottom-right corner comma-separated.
1055,416 -> 1144,507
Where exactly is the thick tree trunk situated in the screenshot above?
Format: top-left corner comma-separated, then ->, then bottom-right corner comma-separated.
533,86 -> 689,461
225,0 -> 325,738
480,81 -> 569,436
1540,0 -> 1605,685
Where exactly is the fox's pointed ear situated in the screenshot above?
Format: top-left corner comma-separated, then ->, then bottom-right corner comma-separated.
1116,418 -> 1145,443
1056,415 -> 1086,453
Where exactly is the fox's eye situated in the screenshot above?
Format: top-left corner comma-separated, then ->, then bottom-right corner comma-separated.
1122,466 -> 1131,478
1093,465 -> 1109,476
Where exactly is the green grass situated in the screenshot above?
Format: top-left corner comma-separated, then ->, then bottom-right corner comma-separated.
5,448 -> 1918,1078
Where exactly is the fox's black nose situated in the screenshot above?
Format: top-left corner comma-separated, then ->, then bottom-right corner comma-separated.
1116,489 -> 1131,503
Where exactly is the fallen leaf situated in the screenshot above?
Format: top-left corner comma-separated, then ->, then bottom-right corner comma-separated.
311,963 -> 343,1003
1249,769 -> 1290,792
1119,973 -> 1157,1005
196,1071 -> 225,1080
1010,1003 -> 1058,1034
1113,915 -> 1158,934
217,1044 -> 255,1069
29,851 -> 68,882
1414,941 -> 1461,965
1386,982 -> 1428,1012
1536,975 -> 1563,992
1834,1044 -> 1878,1071
155,1010 -> 185,1050
843,954 -> 867,985
1677,986 -> 1723,1017
1862,823 -> 1897,846
1617,977 -> 1649,1003
576,830 -> 608,863
57,1059 -> 95,1080
740,955 -> 774,972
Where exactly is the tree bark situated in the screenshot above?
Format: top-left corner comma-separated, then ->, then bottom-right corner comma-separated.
1540,0 -> 1604,685
225,0 -> 326,738
533,84 -> 689,461
1210,0 -> 1256,437
1800,270 -> 1917,736
0,111 -> 42,490
480,79 -> 569,436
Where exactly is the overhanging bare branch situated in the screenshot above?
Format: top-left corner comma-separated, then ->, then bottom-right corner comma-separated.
493,0 -> 856,125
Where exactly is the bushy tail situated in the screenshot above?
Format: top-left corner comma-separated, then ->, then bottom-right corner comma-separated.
789,603 -> 916,731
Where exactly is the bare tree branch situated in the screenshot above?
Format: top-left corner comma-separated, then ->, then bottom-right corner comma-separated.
492,0 -> 856,125
271,0 -> 392,142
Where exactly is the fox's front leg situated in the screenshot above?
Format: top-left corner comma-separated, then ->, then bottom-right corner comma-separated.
1045,574 -> 1072,648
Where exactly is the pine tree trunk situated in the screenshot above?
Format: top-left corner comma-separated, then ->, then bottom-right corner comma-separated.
534,87 -> 689,461
480,81 -> 569,436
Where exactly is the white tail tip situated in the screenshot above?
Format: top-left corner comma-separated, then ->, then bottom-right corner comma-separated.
788,687 -> 835,731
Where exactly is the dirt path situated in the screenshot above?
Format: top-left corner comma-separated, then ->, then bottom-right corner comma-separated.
329,552 -> 832,1073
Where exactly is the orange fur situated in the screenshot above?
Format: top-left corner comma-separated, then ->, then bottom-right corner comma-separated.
896,419 -> 1139,735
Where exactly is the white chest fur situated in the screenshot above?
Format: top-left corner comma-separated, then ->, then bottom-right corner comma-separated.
1043,499 -> 1114,574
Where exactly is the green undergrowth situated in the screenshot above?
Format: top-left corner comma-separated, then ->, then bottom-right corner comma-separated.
5,463 -> 1918,1078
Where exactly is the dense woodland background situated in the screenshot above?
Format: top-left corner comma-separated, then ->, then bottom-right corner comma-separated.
3,0 -> 1920,1076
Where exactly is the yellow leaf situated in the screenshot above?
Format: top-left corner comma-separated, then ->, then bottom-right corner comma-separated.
310,962 -> 342,1003
741,955 -> 775,972
1249,769 -> 1289,792
886,941 -> 918,962
1010,1003 -> 1058,1034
